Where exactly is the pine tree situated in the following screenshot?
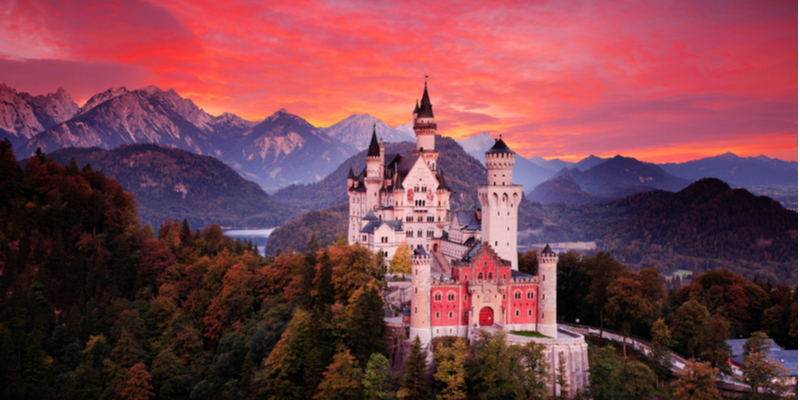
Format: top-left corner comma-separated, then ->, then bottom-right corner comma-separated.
398,336 -> 429,400
433,338 -> 468,400
362,353 -> 394,400
115,363 -> 155,400
314,349 -> 364,400
555,354 -> 570,399
345,285 -> 387,366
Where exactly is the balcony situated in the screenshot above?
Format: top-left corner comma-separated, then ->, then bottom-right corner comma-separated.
414,122 -> 438,130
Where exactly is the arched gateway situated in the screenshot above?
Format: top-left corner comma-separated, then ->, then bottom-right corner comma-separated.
479,307 -> 494,326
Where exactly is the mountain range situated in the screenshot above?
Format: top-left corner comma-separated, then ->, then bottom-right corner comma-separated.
660,152 -> 798,188
40,144 -> 293,229
322,113 -> 415,150
0,83 -> 79,147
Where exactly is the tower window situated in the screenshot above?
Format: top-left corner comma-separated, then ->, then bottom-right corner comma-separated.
528,310 -> 533,317
527,292 -> 534,299
514,292 -> 521,300
435,293 -> 442,302
515,310 -> 520,317
448,311 -> 454,318
435,312 -> 440,319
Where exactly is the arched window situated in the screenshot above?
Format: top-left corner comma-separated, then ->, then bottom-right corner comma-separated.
448,311 -> 454,319
515,310 -> 520,317
527,291 -> 534,300
435,312 -> 440,319
478,272 -> 483,280
488,272 -> 493,280
528,309 -> 533,317
434,293 -> 442,302
514,292 -> 522,300
447,293 -> 455,301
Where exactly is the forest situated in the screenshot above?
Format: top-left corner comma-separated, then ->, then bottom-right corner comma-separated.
1,139 -> 795,400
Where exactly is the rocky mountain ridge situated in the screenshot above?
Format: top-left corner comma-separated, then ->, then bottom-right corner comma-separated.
0,83 -> 79,146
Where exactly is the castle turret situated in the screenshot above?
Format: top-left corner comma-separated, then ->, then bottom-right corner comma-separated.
365,124 -> 382,211
413,80 -> 439,171
537,245 -> 558,337
409,249 -> 432,345
477,137 -> 523,269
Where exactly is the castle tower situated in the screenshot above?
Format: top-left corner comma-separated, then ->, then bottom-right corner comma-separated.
365,124 -> 383,211
537,245 -> 558,337
409,251 -> 432,345
477,137 -> 523,269
413,80 -> 439,171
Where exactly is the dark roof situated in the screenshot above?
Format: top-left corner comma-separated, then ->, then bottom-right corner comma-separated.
437,169 -> 450,191
363,210 -> 378,221
454,210 -> 481,231
413,246 -> 428,256
413,99 -> 420,115
417,84 -> 434,119
396,155 -> 419,175
462,242 -> 482,261
727,339 -> 783,358
463,237 -> 476,247
360,220 -> 403,234
486,138 -> 514,154
367,124 -> 380,157
347,166 -> 355,179
511,270 -> 534,279
541,244 -> 555,255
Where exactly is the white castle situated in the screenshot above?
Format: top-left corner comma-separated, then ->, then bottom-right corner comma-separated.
348,82 -> 589,397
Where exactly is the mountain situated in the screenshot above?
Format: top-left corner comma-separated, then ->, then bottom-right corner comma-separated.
573,155 -> 606,171
20,85 -> 221,157
322,113 -> 415,150
660,152 -> 798,188
42,144 -> 293,229
229,109 -> 356,191
551,155 -> 692,198
0,83 -> 79,147
456,132 -> 552,191
529,156 -> 575,172
526,174 -> 602,205
16,84 -> 354,193
272,135 -> 486,214
264,202 -> 349,256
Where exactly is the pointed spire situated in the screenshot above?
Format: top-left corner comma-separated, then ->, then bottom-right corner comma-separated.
541,244 -> 555,255
347,165 -> 355,179
418,79 -> 434,119
367,123 -> 380,157
413,99 -> 420,114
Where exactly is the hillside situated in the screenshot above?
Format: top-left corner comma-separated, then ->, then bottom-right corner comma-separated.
526,174 -> 602,205
43,144 -> 293,229
264,202 -> 349,255
273,135 -> 486,213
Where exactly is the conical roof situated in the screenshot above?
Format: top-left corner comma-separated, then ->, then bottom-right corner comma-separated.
347,166 -> 355,179
486,138 -> 514,154
363,210 -> 378,221
541,244 -> 555,255
413,99 -> 420,114
417,83 -> 434,119
367,123 -> 380,157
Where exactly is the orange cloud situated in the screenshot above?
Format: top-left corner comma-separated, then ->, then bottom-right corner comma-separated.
0,0 -> 795,162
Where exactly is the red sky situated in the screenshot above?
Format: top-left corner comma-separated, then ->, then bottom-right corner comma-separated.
1,0 -> 797,162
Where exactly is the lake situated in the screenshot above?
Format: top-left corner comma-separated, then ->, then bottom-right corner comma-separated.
223,228 -> 276,256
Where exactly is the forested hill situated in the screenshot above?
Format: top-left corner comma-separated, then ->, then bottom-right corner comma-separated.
272,135 -> 487,214
42,144 -> 293,229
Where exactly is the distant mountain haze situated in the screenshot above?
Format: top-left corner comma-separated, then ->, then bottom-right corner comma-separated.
322,113 -> 415,150
660,152 -> 798,188
456,132 -> 552,191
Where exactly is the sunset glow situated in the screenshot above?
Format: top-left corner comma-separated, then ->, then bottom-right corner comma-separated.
1,0 -> 796,162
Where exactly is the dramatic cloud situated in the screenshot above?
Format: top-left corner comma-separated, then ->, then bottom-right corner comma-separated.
0,0 -> 796,162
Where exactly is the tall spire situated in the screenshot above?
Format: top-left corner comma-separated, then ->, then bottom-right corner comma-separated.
367,122 -> 380,156
418,79 -> 434,119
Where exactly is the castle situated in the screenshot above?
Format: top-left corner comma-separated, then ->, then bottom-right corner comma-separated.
348,82 -> 589,396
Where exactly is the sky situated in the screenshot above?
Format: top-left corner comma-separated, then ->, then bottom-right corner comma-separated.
1,0 -> 797,163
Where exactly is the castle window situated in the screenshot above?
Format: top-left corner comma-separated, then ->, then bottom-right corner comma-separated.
435,312 -> 440,319
464,312 -> 468,318
426,230 -> 434,237
503,274 -> 506,280
488,273 -> 493,280
528,309 -> 533,317
527,292 -> 534,299
434,293 -> 442,302
415,288 -> 417,294
503,294 -> 506,300
515,310 -> 520,317
542,313 -> 544,318
417,230 -> 422,237
415,307 -> 417,313
406,231 -> 413,238
514,292 -> 522,300
447,293 -> 455,301
542,294 -> 545,299
464,275 -> 468,281
478,273 -> 483,280
448,311 -> 454,318
542,275 -> 545,281
406,216 -> 412,222
495,241 -> 498,246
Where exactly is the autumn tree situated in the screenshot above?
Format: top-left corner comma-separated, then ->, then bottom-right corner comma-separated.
314,349 -> 364,400
742,331 -> 790,399
398,336 -> 429,400
699,314 -> 731,374
264,308 -> 311,400
672,300 -> 710,359
433,338 -> 468,400
649,318 -> 675,386
362,353 -> 394,400
581,252 -> 625,337
469,331 -> 525,399
115,363 -> 155,400
518,341 -> 549,400
669,361 -> 722,400
605,273 -> 654,357
389,242 -> 412,278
